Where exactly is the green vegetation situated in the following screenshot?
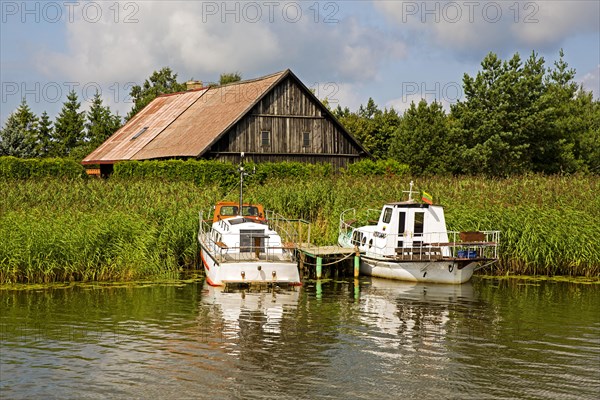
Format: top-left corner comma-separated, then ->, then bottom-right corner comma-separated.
112,158 -> 410,184
0,156 -> 86,179
1,170 -> 598,284
332,50 -> 599,176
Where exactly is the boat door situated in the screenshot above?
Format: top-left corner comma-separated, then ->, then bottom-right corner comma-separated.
396,210 -> 406,249
412,211 -> 425,247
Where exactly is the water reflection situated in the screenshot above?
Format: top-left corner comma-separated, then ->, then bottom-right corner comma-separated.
0,278 -> 598,399
200,284 -> 300,348
358,278 -> 475,350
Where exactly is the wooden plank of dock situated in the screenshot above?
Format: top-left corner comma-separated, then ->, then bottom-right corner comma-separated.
296,245 -> 359,279
296,244 -> 357,258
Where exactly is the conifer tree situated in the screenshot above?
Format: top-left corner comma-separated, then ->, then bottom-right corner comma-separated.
37,111 -> 53,157
0,99 -> 38,157
53,90 -> 85,157
86,92 -> 122,148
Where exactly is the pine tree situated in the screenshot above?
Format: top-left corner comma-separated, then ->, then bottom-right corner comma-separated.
0,99 -> 38,158
37,111 -> 53,157
390,100 -> 453,175
0,113 -> 36,157
86,92 -> 122,148
53,90 -> 85,157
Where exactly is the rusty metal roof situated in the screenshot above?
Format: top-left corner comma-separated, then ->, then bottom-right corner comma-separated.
82,70 -> 285,164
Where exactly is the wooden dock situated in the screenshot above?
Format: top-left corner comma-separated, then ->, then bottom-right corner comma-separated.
296,245 -> 360,279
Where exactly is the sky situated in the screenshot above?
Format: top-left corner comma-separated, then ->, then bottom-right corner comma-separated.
1,0 -> 599,125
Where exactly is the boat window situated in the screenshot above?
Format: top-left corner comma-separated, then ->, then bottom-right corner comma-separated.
382,208 -> 393,224
398,211 -> 406,234
228,218 -> 246,225
351,231 -> 363,246
220,206 -> 238,216
242,206 -> 259,216
414,212 -> 424,235
240,229 -> 265,253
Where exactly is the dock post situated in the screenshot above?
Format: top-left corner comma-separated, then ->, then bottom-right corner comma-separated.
354,252 -> 360,278
316,257 -> 323,279
299,252 -> 305,279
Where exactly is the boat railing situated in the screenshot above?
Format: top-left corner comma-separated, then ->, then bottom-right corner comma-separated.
265,210 -> 311,245
352,228 -> 500,261
199,211 -> 301,263
339,208 -> 380,239
200,237 -> 296,264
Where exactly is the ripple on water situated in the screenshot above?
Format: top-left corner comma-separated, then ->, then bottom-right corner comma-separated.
1,278 -> 599,399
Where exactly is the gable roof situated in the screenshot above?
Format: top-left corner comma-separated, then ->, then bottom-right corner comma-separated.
82,69 -> 368,164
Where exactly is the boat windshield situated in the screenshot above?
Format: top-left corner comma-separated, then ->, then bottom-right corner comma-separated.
220,206 -> 238,217
242,206 -> 260,217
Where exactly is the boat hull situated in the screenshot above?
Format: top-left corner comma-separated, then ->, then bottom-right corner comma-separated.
200,247 -> 300,287
360,256 -> 477,284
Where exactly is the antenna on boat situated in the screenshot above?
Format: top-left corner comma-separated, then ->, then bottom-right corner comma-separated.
239,153 -> 245,216
403,180 -> 417,202
238,152 -> 256,217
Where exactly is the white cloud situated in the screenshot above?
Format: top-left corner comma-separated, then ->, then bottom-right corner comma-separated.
36,1 -> 406,94
374,1 -> 599,55
580,65 -> 600,99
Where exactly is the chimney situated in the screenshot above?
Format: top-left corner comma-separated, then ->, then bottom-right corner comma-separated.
186,80 -> 203,90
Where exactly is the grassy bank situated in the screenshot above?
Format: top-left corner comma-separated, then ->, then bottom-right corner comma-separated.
1,174 -> 598,283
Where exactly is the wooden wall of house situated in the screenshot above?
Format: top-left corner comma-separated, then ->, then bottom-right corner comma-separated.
213,153 -> 360,169
208,76 -> 364,167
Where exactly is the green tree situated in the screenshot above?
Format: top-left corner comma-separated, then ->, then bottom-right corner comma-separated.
219,72 -> 242,85
37,111 -> 53,157
568,90 -> 600,173
0,99 -> 38,158
451,51 -> 549,175
53,90 -> 85,157
450,50 -> 596,175
537,49 -> 584,173
390,100 -> 453,175
65,92 -> 123,160
127,67 -> 186,121
0,116 -> 36,158
335,98 -> 400,159
86,92 -> 122,148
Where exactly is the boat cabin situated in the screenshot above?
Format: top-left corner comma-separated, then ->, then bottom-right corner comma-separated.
351,201 -> 450,257
213,201 -> 266,223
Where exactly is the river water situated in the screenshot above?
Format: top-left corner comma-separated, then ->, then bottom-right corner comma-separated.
1,277 -> 598,399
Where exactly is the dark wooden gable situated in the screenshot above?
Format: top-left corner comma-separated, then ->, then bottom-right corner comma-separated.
207,72 -> 367,168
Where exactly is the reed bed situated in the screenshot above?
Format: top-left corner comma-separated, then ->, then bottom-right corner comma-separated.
1,174 -> 598,283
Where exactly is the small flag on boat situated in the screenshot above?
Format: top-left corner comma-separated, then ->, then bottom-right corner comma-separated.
421,191 -> 433,204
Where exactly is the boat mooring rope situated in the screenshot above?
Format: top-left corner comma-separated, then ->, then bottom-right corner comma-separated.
298,251 -> 356,267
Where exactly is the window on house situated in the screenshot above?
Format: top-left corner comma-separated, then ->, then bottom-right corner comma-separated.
261,131 -> 270,146
131,126 -> 148,140
303,132 -> 310,147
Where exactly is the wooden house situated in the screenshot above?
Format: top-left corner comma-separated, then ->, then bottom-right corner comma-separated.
82,69 -> 368,174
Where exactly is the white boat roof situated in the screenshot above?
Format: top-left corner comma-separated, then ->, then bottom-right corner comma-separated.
384,201 -> 437,208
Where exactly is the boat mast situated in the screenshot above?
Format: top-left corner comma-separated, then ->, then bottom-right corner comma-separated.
403,180 -> 417,202
239,152 -> 244,216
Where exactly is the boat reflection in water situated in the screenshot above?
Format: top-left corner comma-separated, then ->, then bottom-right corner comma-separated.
357,277 -> 476,352
200,282 -> 300,347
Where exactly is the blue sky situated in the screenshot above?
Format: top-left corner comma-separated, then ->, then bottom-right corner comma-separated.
1,0 -> 599,124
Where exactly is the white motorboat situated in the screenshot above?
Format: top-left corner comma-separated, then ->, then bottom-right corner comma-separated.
338,182 -> 500,284
198,159 -> 301,287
